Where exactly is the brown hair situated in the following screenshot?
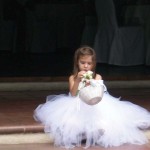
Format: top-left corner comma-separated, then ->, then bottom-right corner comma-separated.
73,45 -> 96,78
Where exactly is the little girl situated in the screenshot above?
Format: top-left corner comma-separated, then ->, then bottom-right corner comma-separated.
34,46 -> 150,149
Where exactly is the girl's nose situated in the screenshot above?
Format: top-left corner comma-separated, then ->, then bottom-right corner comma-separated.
84,64 -> 88,67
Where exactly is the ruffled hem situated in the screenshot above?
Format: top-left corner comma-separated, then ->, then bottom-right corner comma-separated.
34,92 -> 150,148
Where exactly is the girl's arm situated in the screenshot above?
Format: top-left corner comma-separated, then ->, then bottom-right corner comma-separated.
69,71 -> 86,96
69,75 -> 80,96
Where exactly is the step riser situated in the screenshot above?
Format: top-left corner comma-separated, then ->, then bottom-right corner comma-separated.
0,126 -> 44,134
0,80 -> 150,91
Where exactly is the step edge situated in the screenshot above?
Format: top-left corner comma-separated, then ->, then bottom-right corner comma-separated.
0,125 -> 44,134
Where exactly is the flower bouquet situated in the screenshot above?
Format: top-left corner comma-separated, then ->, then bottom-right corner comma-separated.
78,71 -> 104,105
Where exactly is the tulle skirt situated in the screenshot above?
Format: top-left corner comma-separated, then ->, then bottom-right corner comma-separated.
34,92 -> 150,148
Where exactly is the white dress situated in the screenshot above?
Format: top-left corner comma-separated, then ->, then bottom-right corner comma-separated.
34,80 -> 150,148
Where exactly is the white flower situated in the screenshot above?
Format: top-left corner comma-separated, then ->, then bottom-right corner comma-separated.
82,71 -> 93,82
80,71 -> 93,88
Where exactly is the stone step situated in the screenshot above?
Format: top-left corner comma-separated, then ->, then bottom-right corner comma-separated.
0,133 -> 53,144
0,81 -> 149,145
0,80 -> 150,91
0,131 -> 149,144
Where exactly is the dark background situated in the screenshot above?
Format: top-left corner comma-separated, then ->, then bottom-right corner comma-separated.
0,0 -> 150,77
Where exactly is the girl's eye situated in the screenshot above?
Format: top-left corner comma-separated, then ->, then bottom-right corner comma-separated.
80,61 -> 85,64
79,61 -> 92,65
87,63 -> 92,66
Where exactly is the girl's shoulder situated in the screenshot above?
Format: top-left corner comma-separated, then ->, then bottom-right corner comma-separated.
95,73 -> 102,80
69,75 -> 75,82
69,75 -> 74,80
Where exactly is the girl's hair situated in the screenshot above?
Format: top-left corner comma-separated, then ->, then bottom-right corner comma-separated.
73,45 -> 96,78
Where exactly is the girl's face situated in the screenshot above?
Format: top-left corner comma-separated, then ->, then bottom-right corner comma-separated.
78,55 -> 93,72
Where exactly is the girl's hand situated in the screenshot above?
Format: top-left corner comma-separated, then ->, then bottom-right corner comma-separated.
77,71 -> 86,81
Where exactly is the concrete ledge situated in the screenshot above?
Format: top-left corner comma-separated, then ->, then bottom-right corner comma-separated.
0,133 -> 53,144
0,80 -> 149,91
0,130 -> 149,144
105,80 -> 150,89
0,82 -> 68,91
